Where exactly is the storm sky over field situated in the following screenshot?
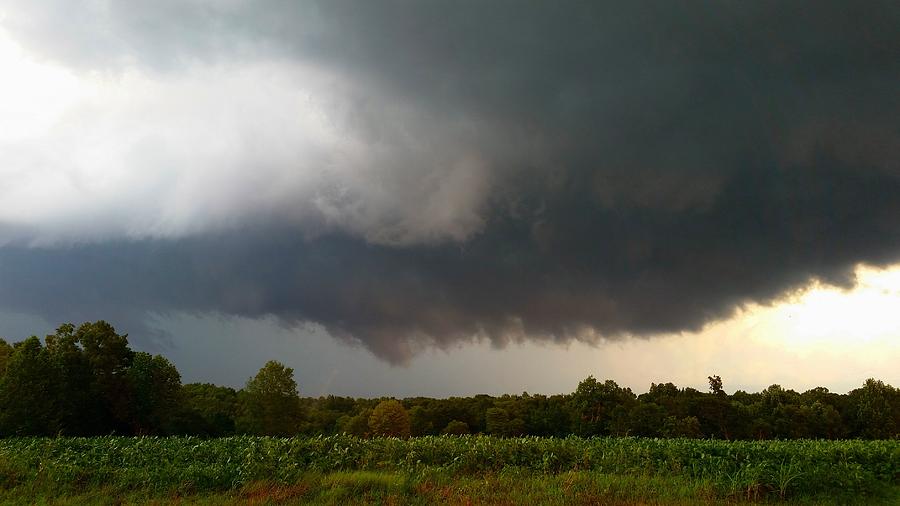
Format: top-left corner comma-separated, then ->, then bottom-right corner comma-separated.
0,1 -> 898,394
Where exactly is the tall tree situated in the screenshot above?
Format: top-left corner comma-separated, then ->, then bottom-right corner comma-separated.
569,376 -> 636,436
44,324 -> 100,435
127,352 -> 182,435
850,379 -> 898,439
408,405 -> 434,436
179,383 -> 239,436
237,360 -> 302,436
628,402 -> 668,437
368,399 -> 411,438
76,321 -> 134,432
708,375 -> 725,396
0,337 -> 58,435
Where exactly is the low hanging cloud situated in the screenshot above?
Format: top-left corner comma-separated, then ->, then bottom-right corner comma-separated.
0,1 -> 898,362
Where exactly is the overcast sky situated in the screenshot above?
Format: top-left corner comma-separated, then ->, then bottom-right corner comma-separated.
0,1 -> 898,396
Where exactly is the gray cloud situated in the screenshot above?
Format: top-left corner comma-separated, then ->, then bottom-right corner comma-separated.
0,1 -> 898,362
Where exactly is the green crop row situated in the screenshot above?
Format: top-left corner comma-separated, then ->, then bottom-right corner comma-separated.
0,436 -> 897,501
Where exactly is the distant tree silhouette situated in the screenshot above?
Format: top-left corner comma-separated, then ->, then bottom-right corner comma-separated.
1,321 -> 899,441
708,375 -> 724,396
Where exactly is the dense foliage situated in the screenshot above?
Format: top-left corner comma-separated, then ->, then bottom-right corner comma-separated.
1,321 -> 898,439
0,436 -> 896,501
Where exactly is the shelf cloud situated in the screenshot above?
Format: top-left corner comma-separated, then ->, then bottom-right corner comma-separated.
0,1 -> 898,362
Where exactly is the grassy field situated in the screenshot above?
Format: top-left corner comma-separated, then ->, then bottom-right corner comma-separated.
0,435 -> 897,504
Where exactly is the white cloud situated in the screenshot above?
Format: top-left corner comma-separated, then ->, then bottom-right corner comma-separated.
0,29 -> 494,246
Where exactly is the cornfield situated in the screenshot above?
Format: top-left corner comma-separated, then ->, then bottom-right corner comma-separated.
0,436 -> 897,500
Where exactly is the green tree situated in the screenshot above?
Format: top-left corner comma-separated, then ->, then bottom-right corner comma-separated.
178,383 -> 239,436
0,338 -> 13,377
708,375 -> 724,396
523,394 -> 571,437
804,401 -> 844,439
569,376 -> 636,436
44,324 -> 101,435
850,378 -> 898,439
301,395 -> 357,435
693,395 -> 740,439
75,321 -> 134,432
409,405 -> 434,436
127,352 -> 182,435
629,402 -> 667,437
642,382 -> 685,418
368,399 -> 411,438
670,415 -> 702,438
441,419 -> 470,435
505,416 -> 526,436
691,377 -> 744,439
237,360 -> 302,435
484,406 -> 525,436
0,337 -> 58,435
607,404 -> 632,436
485,407 -> 510,436
340,408 -> 373,437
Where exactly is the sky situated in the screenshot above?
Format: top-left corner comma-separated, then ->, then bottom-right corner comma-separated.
0,1 -> 898,396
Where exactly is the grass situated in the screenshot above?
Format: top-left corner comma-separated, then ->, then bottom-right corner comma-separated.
0,436 -> 897,504
0,471 -> 745,505
2,471 -> 896,505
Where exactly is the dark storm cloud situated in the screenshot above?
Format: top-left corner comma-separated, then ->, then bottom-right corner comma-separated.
0,1 -> 898,361
3,153 -> 900,363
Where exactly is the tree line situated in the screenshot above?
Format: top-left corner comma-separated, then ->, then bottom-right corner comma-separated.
0,321 -> 897,439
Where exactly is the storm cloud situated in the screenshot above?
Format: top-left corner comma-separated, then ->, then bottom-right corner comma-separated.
0,1 -> 898,362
